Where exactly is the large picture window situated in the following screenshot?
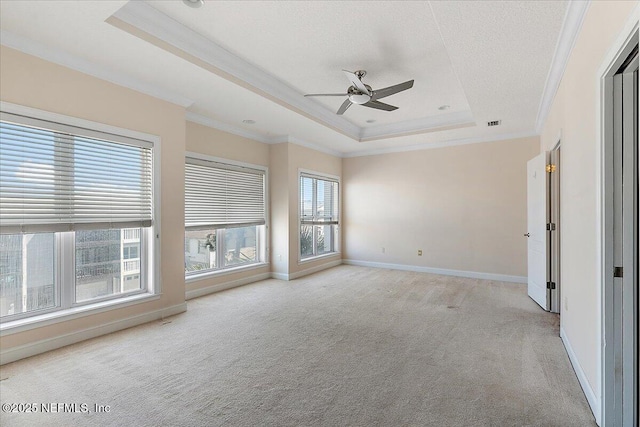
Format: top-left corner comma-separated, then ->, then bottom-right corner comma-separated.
299,172 -> 339,260
184,155 -> 266,277
0,110 -> 155,320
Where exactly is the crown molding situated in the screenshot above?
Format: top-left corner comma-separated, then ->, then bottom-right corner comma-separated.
359,111 -> 475,141
109,1 -> 360,139
110,1 -> 482,142
343,130 -> 538,158
0,29 -> 194,108
188,108 -> 539,159
535,0 -> 590,133
269,135 -> 344,158
186,112 -> 344,157
185,111 -> 272,143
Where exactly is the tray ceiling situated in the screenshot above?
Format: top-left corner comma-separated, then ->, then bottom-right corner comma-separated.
0,1 -> 582,156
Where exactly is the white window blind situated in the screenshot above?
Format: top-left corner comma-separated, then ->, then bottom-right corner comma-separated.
0,113 -> 153,234
300,173 -> 339,225
185,157 -> 265,229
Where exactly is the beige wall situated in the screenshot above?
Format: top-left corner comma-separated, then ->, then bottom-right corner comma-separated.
539,0 -> 638,408
269,143 -> 343,277
187,121 -> 270,167
0,46 -> 187,350
269,143 -> 290,275
343,137 -> 540,277
185,122 -> 271,294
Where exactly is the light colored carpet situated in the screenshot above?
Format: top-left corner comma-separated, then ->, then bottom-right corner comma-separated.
0,265 -> 595,426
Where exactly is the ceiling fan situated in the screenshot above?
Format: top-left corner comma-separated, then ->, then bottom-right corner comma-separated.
304,70 -> 414,115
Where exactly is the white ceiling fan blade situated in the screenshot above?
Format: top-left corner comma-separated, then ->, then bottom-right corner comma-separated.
371,80 -> 414,101
362,100 -> 398,111
304,93 -> 348,97
342,70 -> 370,95
337,98 -> 352,115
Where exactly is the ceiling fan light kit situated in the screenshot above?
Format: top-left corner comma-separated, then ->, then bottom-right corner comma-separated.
348,88 -> 371,105
182,0 -> 204,9
304,70 -> 414,116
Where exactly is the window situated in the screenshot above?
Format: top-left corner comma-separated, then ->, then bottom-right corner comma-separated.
123,244 -> 139,260
299,172 -> 339,260
184,155 -> 266,276
0,233 -> 55,317
0,110 -> 155,321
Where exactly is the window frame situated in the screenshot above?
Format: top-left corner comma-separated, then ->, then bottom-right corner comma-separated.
298,169 -> 341,263
184,152 -> 269,282
0,101 -> 161,333
70,227 -> 150,307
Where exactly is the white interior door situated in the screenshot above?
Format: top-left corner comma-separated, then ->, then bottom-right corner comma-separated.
526,152 -> 549,310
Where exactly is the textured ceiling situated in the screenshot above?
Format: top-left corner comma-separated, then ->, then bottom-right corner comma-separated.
0,1 -> 570,155
147,0 -> 472,127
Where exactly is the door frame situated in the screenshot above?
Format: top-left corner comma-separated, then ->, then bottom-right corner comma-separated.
598,18 -> 638,427
549,140 -> 561,314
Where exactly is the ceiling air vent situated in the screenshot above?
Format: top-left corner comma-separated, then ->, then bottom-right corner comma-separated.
487,120 -> 501,127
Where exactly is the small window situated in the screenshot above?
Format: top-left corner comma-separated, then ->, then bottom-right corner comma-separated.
299,172 -> 339,260
123,244 -> 139,260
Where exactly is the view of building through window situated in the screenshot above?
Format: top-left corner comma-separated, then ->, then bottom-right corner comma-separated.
0,228 -> 143,317
185,229 -> 217,272
185,225 -> 260,274
0,233 -> 55,317
76,228 -> 142,303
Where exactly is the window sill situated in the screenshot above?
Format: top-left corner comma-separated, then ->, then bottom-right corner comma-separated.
298,252 -> 341,265
185,262 -> 269,284
0,292 -> 161,337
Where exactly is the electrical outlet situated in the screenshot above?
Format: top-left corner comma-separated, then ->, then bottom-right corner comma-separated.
417,250 -> 422,256
382,247 -> 385,254
278,254 -> 282,261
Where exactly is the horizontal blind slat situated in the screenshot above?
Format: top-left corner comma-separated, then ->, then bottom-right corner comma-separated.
184,159 -> 265,228
0,119 -> 153,233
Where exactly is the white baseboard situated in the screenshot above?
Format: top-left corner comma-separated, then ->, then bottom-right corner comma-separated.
271,272 -> 289,281
186,259 -> 342,290
560,327 -> 601,425
270,259 -> 342,281
0,303 -> 187,365
342,259 -> 527,284
289,259 -> 342,280
185,272 -> 271,300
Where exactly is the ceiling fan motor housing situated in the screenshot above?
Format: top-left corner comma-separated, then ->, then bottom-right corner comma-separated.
304,70 -> 413,115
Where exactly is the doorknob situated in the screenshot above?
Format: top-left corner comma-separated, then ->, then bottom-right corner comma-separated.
524,233 -> 530,237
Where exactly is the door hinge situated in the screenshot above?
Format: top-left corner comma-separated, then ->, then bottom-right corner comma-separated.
613,267 -> 623,278
546,164 -> 557,173
546,223 -> 556,231
546,281 -> 556,290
